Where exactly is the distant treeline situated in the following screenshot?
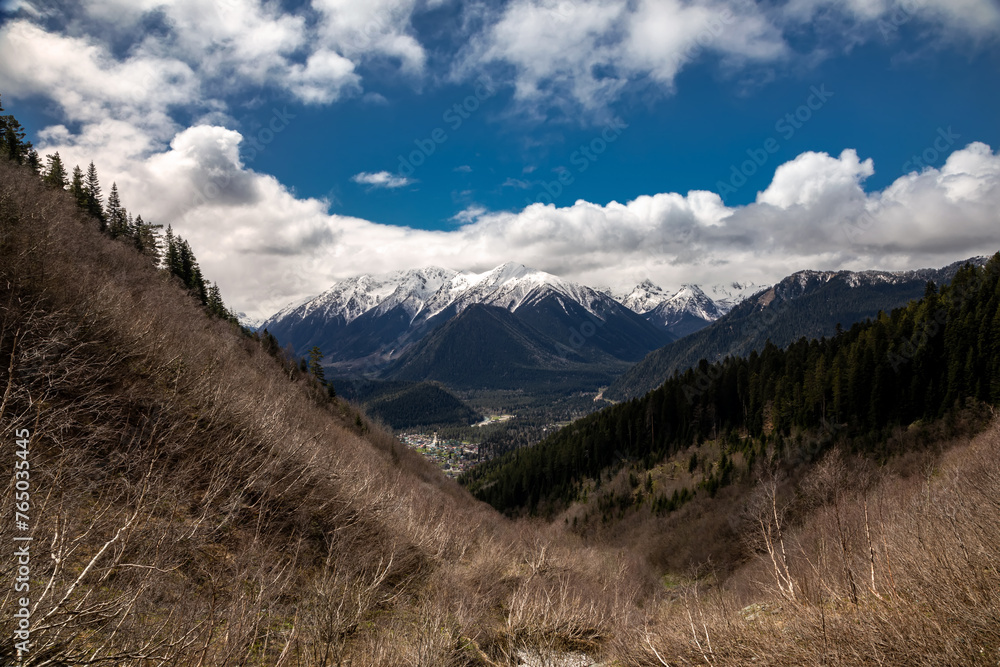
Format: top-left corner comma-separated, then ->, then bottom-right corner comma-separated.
463,256 -> 1000,513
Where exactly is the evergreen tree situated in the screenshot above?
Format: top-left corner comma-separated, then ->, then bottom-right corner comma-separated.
163,225 -> 178,272
106,182 -> 129,238
308,346 -> 326,384
84,161 -> 105,229
26,148 -> 40,173
206,282 -> 229,319
0,94 -> 33,165
463,255 -> 1000,515
133,214 -> 162,262
43,152 -> 68,189
70,165 -> 87,210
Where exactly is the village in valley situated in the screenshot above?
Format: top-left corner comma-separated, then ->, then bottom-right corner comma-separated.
397,432 -> 481,478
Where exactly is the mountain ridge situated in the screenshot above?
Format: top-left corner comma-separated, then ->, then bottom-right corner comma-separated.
606,257 -> 992,401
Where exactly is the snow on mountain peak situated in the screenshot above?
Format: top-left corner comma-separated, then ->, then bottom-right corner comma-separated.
262,262 -> 615,331
619,280 -> 667,314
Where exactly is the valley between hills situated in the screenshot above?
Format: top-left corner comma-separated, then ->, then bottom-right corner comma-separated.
3,101 -> 1000,666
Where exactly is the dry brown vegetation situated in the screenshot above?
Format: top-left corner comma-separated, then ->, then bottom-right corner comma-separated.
2,156 -> 999,665
0,158 -> 637,664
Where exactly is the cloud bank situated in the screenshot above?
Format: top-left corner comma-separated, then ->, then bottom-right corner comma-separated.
3,0 -> 999,318
36,120 -> 1000,318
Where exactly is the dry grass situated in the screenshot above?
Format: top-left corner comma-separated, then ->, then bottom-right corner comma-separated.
2,157 -> 998,665
634,415 -> 1000,666
0,159 -> 628,664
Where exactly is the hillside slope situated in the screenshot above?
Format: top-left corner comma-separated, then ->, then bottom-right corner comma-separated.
607,262 -> 987,400
0,158 -> 629,664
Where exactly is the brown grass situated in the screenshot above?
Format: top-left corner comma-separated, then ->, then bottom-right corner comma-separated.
632,414 -> 1000,666
2,156 -> 998,665
0,159 -> 631,664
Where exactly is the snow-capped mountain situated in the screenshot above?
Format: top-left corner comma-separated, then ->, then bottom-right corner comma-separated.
614,279 -> 767,337
236,312 -> 266,330
644,284 -> 724,337
606,257 -> 990,401
260,262 -> 673,378
705,281 -> 768,314
618,280 -> 668,314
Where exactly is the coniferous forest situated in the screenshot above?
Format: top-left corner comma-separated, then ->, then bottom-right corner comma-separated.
463,257 -> 1000,513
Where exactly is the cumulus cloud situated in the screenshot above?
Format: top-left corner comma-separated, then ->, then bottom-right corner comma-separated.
6,0 -> 1000,320
457,0 -> 999,118
0,20 -> 196,139
311,0 -> 427,74
40,120 -> 996,319
351,171 -> 415,189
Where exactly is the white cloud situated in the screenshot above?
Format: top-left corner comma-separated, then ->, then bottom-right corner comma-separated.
758,149 -> 874,209
0,20 -> 196,139
457,0 -> 999,118
351,171 -> 415,189
451,205 -> 487,224
311,0 -> 427,74
286,49 -> 361,105
6,0 -> 1000,320
37,118 -> 996,319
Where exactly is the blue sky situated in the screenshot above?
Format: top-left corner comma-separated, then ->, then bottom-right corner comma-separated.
2,0 -> 1000,317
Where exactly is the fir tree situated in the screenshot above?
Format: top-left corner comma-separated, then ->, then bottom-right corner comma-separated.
70,165 -> 87,210
163,225 -> 178,272
43,152 -> 68,189
26,148 -> 40,173
308,346 -> 326,384
106,182 -> 129,238
133,214 -> 162,262
206,282 -> 228,319
84,161 -> 105,229
0,95 -> 33,165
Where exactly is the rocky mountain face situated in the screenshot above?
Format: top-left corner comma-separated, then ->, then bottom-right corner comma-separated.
260,262 -> 674,390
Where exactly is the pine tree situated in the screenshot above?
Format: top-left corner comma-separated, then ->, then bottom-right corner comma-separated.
84,162 -> 105,229
163,225 -> 178,272
308,346 -> 326,384
206,282 -> 228,318
70,165 -> 87,209
43,152 -> 68,189
106,183 -> 130,238
191,263 -> 207,305
133,215 -> 162,262
0,95 -> 33,165
26,148 -> 40,173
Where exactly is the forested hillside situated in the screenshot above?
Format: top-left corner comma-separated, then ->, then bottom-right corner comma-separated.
606,264 -> 983,400
464,256 -> 1000,514
334,378 -> 481,429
